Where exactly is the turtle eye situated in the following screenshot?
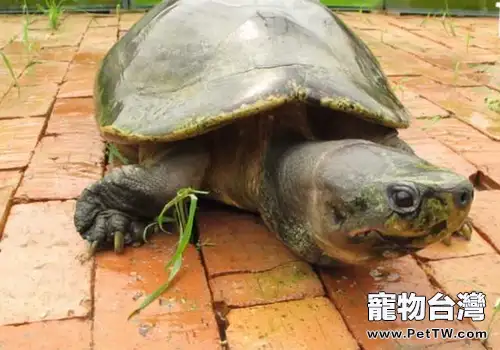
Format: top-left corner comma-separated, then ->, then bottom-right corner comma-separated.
387,184 -> 420,214
393,190 -> 414,208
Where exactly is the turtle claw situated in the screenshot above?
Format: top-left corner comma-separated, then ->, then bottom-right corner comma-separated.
114,231 -> 125,254
454,220 -> 473,241
442,220 -> 473,246
88,240 -> 101,256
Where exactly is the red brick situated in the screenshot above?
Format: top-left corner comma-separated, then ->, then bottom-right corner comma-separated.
198,210 -> 299,278
419,118 -> 500,153
210,261 -> 324,308
362,25 -> 445,54
17,61 -> 70,86
0,170 -> 21,235
0,84 -> 58,119
119,13 -> 145,31
93,235 -> 220,350
38,46 -> 77,62
462,152 -> 500,188
0,201 -> 92,325
225,297 -> 359,350
400,136 -> 478,180
79,27 -> 117,53
397,78 -> 499,140
397,123 -> 431,141
89,15 -> 119,28
16,133 -> 104,200
46,98 -> 96,135
0,118 -> 45,169
58,79 -> 94,98
416,228 -> 496,261
392,88 -> 449,119
0,319 -> 92,350
64,62 -> 100,82
58,63 -> 99,98
468,190 -> 500,252
424,254 -> 500,349
0,76 -> 13,98
72,51 -> 106,65
414,118 -> 500,186
41,33 -> 85,48
320,256 -> 473,349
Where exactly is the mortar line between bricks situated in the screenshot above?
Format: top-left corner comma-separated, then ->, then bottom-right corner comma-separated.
81,18 -> 106,350
390,23 -> 455,50
208,259 -> 303,279
197,246 -> 227,348
420,107 -> 500,150
12,196 -> 79,204
373,39 -> 481,86
415,251 -> 499,263
468,225 -> 500,256
12,15 -> 102,208
0,315 -> 91,328
0,115 -> 48,121
88,256 -> 97,350
214,292 -> 333,312
317,271 -> 365,350
1,95 -> 57,233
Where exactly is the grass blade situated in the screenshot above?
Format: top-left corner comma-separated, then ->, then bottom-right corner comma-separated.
0,51 -> 20,96
128,193 -> 200,320
106,143 -> 130,165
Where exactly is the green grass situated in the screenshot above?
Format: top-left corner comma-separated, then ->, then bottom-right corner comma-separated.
420,115 -> 444,130
419,12 -> 431,27
128,187 -> 208,320
465,31 -> 471,53
0,51 -> 20,96
106,143 -> 130,165
115,2 -> 121,21
453,61 -> 461,87
485,97 -> 500,114
441,0 -> 457,37
37,0 -> 66,31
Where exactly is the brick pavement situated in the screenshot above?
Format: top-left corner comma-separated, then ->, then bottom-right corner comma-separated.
0,11 -> 499,350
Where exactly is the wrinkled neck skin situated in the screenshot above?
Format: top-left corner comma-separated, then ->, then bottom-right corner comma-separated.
259,133 -> 340,266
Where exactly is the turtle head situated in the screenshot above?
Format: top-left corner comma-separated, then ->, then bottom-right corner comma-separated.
273,139 -> 474,265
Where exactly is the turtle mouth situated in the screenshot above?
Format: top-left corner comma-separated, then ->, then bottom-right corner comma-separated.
348,220 -> 448,250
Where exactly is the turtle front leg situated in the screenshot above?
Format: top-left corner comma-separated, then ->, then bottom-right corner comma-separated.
74,142 -> 210,253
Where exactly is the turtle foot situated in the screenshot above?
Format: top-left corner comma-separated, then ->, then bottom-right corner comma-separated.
75,186 -> 148,255
442,220 -> 473,246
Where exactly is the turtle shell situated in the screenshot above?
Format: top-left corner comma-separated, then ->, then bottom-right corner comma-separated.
95,0 -> 410,143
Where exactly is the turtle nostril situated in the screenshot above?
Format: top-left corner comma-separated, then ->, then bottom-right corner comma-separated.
454,186 -> 474,208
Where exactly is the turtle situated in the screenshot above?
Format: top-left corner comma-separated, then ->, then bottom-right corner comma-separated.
74,0 -> 474,266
